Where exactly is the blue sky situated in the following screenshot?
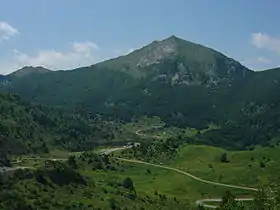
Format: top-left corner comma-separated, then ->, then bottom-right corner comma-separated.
0,0 -> 279,74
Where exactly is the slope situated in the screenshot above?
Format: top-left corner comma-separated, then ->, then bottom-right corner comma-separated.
96,35 -> 251,82
8,66 -> 51,78
197,67 -> 280,149
0,93 -> 114,154
0,36 -> 253,129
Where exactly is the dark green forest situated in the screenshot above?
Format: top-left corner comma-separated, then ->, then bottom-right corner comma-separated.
0,92 -> 114,154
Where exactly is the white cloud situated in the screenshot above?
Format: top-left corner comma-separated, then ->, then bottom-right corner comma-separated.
0,21 -> 19,43
252,33 -> 280,54
242,56 -> 273,71
72,41 -> 99,56
242,56 -> 271,65
256,56 -> 271,64
0,41 -> 100,74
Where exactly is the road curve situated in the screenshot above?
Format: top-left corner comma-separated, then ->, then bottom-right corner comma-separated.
20,157 -> 67,161
115,158 -> 258,191
115,157 -> 258,208
195,198 -> 254,209
11,132 -> 258,209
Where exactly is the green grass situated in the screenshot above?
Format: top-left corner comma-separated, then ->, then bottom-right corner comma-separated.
9,143 -> 280,209
204,200 -> 254,208
9,120 -> 280,209
10,174 -> 170,210
5,154 -> 193,210
117,117 -> 218,142
91,160 -> 251,202
164,145 -> 280,188
111,143 -> 280,206
14,142 -> 280,204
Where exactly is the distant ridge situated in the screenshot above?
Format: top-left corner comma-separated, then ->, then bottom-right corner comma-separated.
9,66 -> 51,78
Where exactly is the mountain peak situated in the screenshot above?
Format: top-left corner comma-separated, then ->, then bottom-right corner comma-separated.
96,35 -> 250,81
160,35 -> 192,46
9,66 -> 51,78
135,37 -> 180,67
164,35 -> 182,41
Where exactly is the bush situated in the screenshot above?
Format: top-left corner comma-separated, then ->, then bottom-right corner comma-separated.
67,156 -> 78,169
0,152 -> 11,167
36,161 -> 86,186
108,199 -> 117,210
220,152 -> 229,163
260,161 -> 266,168
122,177 -> 134,190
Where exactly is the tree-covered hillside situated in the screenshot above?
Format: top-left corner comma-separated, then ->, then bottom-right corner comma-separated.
2,36 -> 280,149
0,36 -> 252,127
0,93 -> 114,154
195,67 -> 280,149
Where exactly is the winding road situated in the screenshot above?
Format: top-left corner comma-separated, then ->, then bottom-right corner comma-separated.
9,125 -> 259,208
115,158 -> 257,191
114,157 -> 258,208
195,198 -> 254,209
11,146 -> 257,208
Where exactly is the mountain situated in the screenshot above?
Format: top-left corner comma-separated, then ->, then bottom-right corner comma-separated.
0,75 -> 6,82
1,36 -> 280,149
0,93 -> 114,154
96,35 -> 252,83
8,66 -> 51,78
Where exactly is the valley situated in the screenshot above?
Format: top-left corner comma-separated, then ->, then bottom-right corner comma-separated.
1,36 -> 280,209
1,121 -> 280,209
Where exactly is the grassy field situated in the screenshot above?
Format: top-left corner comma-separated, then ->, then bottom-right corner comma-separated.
100,144 -> 280,209
117,120 -> 279,191
7,151 -> 193,210
91,159 -> 253,202
165,145 -> 280,188
10,173 -> 190,210
119,117 -> 218,142
8,119 -> 280,209
10,144 -> 280,209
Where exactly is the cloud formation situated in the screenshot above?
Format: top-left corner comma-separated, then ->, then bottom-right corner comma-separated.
242,56 -> 272,71
72,41 -> 99,53
255,56 -> 271,64
0,21 -> 19,43
0,41 -> 100,74
252,33 -> 280,54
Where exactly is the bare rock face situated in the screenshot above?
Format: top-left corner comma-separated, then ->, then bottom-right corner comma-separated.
96,35 -> 251,84
137,37 -> 178,67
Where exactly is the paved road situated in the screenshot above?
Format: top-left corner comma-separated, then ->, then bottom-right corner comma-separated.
20,157 -> 67,161
16,146 -> 127,162
195,198 -> 254,209
6,147 -> 124,173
